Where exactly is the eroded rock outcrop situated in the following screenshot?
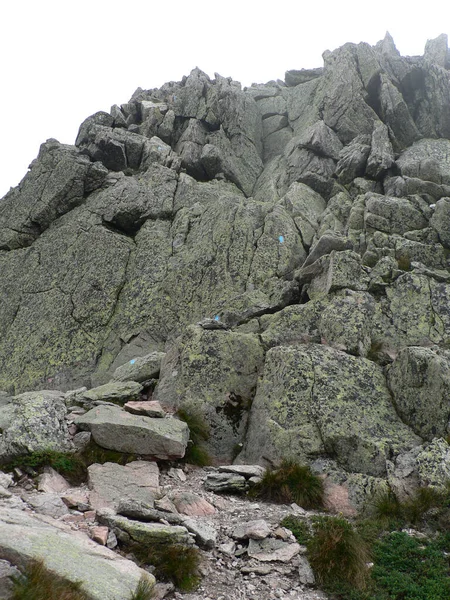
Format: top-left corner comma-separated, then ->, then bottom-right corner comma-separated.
2,33 -> 450,496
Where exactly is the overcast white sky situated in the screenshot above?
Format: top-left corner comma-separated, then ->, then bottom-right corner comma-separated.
1,0 -> 449,198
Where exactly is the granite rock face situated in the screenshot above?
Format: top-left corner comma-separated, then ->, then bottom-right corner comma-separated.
2,33 -> 450,487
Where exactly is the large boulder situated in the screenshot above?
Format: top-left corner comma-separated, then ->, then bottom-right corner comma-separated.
387,347 -> 450,440
239,344 -> 420,476
75,406 -> 189,459
155,325 -> 265,460
0,391 -> 71,462
0,508 -> 154,600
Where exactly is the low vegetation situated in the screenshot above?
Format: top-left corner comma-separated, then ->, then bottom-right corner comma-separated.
176,406 -> 212,466
250,459 -> 325,509
12,560 -> 156,600
129,576 -> 155,600
279,515 -> 311,544
307,516 -> 371,592
5,450 -> 86,485
11,559 -> 89,600
313,484 -> 450,599
132,542 -> 201,592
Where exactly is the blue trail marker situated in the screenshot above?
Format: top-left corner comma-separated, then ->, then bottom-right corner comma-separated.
130,359 -> 136,365
214,315 -> 220,321
279,235 -> 284,243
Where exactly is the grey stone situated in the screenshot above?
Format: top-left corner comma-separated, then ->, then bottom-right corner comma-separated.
0,391 -> 71,461
21,493 -> 70,518
82,381 -> 143,404
387,347 -> 450,440
181,517 -> 217,548
298,556 -> 316,585
240,344 -> 420,477
416,438 -> 450,487
0,507 -> 154,599
204,472 -> 247,493
113,352 -> 166,382
37,467 -> 71,494
75,406 -> 188,459
0,472 -> 13,489
247,538 -> 301,562
96,508 -> 194,546
88,461 -> 160,510
217,465 -> 265,478
232,519 -> 271,540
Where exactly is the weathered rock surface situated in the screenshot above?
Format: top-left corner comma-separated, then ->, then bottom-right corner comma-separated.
88,460 -> 160,509
4,42 -> 450,592
75,405 -> 189,458
239,344 -> 420,476
0,507 -> 154,600
0,391 -> 71,461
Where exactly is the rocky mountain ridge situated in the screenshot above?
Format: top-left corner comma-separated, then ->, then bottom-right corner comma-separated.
2,31 -> 450,598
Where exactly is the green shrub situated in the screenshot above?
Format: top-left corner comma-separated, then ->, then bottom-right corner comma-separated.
307,516 -> 371,592
6,450 -> 86,485
371,532 -> 450,600
250,459 -> 324,509
12,559 -> 88,600
133,543 -> 201,592
279,515 -> 311,544
129,576 -> 155,600
176,406 -> 211,466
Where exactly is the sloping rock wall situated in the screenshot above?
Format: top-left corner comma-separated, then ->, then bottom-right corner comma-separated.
2,33 -> 450,477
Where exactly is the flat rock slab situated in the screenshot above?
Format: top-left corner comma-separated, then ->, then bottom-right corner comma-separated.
0,507 -> 154,600
232,519 -> 271,540
170,491 -> 216,516
247,538 -> 301,562
204,472 -> 247,493
124,400 -> 165,417
75,405 -> 189,458
22,492 -> 70,518
88,461 -> 160,510
181,517 -> 218,549
218,465 -> 265,478
82,381 -> 143,404
97,508 -> 193,546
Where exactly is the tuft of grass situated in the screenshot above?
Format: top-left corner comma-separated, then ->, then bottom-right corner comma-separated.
12,559 -> 89,600
176,406 -> 212,466
250,459 -> 324,509
129,576 -> 155,600
371,488 -> 403,521
132,543 -> 201,592
307,516 -> 371,592
280,515 -> 311,544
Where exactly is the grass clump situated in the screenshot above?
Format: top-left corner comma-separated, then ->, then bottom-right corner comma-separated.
370,484 -> 450,528
129,576 -> 155,600
12,559 -> 89,600
307,516 -> 371,593
280,515 -> 311,544
250,459 -> 324,509
176,406 -> 211,466
133,543 -> 201,592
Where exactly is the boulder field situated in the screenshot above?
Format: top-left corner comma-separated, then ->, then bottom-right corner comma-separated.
2,32 -> 450,598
